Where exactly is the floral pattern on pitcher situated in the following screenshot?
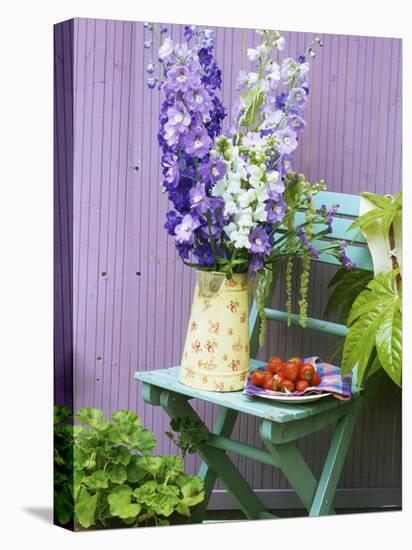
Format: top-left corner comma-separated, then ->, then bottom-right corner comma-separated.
179,273 -> 250,392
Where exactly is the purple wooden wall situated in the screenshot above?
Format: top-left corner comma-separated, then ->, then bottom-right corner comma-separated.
54,17 -> 402,508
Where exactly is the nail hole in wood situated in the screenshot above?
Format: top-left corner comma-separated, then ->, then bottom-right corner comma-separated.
134,165 -> 139,171
96,356 -> 102,362
101,271 -> 107,277
136,271 -> 141,276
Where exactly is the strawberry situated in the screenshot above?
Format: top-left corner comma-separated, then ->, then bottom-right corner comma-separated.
312,371 -> 321,386
268,356 -> 283,374
296,380 -> 309,393
288,357 -> 303,368
280,379 -> 295,393
251,370 -> 266,387
299,363 -> 315,382
263,375 -> 275,391
282,361 -> 300,382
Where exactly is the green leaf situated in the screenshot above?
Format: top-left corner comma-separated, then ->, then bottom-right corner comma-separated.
75,488 -> 98,528
159,455 -> 184,481
376,301 -> 402,386
126,458 -> 147,483
135,456 -> 163,476
107,464 -> 127,484
76,408 -> 110,430
360,192 -> 392,209
175,501 -> 191,517
107,485 -> 141,520
109,445 -> 131,466
341,271 -> 402,388
73,471 -> 85,499
73,449 -> 96,471
325,267 -> 373,323
109,423 -> 156,453
54,405 -> 71,425
84,470 -> 109,490
134,480 -> 157,505
111,409 -> 141,426
151,485 -> 180,517
241,87 -> 264,129
54,486 -> 73,525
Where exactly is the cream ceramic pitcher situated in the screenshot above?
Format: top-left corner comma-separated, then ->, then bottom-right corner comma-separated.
179,270 -> 250,392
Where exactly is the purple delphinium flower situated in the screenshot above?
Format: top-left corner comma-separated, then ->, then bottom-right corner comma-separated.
164,211 -> 182,235
287,87 -> 308,111
183,126 -> 213,158
275,92 -> 288,110
146,77 -> 157,89
144,40 -> 152,49
161,153 -> 180,188
184,86 -> 211,114
286,114 -> 307,133
275,128 -> 298,155
250,254 -> 264,273
266,195 -> 286,224
160,25 -> 168,33
277,154 -> 294,176
199,158 -> 226,186
320,203 -> 339,233
249,227 -> 272,255
174,214 -> 201,245
339,240 -> 356,270
297,225 -> 320,259
193,243 -> 215,266
167,65 -> 198,92
189,183 -> 211,215
166,102 -> 191,132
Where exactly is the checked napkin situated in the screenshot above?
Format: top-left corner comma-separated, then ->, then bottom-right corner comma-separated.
244,356 -> 352,401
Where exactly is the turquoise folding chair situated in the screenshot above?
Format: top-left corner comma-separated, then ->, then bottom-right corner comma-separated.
135,191 -> 373,521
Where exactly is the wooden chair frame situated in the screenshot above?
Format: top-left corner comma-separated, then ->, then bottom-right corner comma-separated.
134,191 -> 373,521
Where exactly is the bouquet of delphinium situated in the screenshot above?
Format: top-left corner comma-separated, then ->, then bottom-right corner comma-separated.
143,24 -> 354,339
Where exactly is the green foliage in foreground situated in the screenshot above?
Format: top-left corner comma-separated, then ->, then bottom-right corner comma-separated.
54,406 -> 204,529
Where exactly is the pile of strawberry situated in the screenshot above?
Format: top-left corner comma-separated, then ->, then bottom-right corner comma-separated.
250,356 -> 322,393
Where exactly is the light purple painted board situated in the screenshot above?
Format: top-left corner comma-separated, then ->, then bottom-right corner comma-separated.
54,18 -> 402,499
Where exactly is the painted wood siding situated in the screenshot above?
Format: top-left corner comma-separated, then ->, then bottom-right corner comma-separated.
54,18 -> 402,502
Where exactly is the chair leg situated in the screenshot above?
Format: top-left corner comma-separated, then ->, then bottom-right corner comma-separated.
309,399 -> 362,516
189,407 -> 238,524
159,390 -> 268,521
260,420 -> 318,512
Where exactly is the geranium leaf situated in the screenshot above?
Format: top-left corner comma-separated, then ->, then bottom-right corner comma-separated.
84,470 -> 109,490
76,408 -> 110,431
75,488 -> 98,528
107,464 -> 127,484
111,409 -> 141,426
135,456 -> 163,476
107,485 -> 141,519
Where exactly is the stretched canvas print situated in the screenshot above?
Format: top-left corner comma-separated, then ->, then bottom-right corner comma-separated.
54,17 -> 402,530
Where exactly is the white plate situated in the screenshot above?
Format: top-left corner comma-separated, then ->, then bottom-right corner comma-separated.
247,391 -> 332,403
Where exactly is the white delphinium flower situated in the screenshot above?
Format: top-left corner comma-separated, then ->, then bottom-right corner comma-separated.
238,188 -> 257,208
253,202 -> 268,222
273,36 -> 286,51
159,37 -> 174,60
230,230 -> 252,249
247,72 -> 259,86
235,207 -> 254,230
